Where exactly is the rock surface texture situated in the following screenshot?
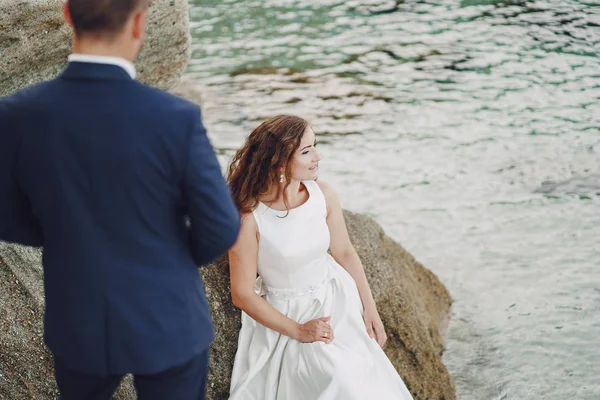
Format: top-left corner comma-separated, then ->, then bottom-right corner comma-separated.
0,0 -> 191,97
0,211 -> 455,399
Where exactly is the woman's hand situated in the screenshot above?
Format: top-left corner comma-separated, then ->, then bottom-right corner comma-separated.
363,306 -> 387,347
295,316 -> 334,344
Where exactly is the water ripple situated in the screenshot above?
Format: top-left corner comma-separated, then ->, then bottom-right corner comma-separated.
186,1 -> 600,398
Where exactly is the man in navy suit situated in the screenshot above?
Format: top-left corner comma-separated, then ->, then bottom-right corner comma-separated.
0,0 -> 241,398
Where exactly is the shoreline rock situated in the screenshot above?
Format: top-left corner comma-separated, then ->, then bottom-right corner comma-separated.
0,0 -> 191,97
203,210 -> 455,400
1,211 -> 455,400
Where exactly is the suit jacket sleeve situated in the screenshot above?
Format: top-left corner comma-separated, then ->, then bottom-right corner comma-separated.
0,97 -> 44,247
183,105 -> 240,266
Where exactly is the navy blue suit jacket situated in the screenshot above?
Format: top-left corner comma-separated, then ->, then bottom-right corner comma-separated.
0,62 -> 240,375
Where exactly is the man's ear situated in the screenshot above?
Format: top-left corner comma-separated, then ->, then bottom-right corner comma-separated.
63,2 -> 74,28
132,11 -> 148,40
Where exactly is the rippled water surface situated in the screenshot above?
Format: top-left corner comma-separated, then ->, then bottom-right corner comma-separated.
186,1 -> 600,398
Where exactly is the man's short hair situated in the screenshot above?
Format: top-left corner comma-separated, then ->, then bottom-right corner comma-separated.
67,0 -> 149,38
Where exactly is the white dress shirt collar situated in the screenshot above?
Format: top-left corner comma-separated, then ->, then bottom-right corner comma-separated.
67,54 -> 136,79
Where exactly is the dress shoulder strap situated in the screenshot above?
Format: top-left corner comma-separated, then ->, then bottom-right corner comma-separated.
251,204 -> 264,233
304,180 -> 327,217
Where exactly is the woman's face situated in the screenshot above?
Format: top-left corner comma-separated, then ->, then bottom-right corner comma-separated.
288,126 -> 321,182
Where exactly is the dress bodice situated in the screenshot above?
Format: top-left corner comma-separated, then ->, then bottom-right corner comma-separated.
252,180 -> 330,291
232,182 -> 414,400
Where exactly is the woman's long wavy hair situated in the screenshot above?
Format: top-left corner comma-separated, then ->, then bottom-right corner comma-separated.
227,115 -> 309,214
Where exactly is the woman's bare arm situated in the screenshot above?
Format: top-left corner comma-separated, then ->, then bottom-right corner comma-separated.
229,213 -> 333,343
318,180 -> 387,346
318,181 -> 376,310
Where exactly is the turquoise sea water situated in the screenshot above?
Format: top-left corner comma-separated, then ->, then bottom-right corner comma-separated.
187,1 -> 600,398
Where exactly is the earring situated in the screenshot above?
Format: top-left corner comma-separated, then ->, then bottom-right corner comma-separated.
280,174 -> 284,183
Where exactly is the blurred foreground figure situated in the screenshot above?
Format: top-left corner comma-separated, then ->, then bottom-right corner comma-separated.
0,1 -> 240,399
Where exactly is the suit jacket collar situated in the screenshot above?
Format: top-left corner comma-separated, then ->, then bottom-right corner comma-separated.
67,54 -> 136,78
60,61 -> 134,82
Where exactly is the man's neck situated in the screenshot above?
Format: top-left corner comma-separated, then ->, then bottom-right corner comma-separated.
72,39 -> 135,63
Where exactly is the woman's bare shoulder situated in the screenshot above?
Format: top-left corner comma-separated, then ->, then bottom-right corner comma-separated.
240,212 -> 257,227
316,180 -> 335,196
239,212 -> 260,240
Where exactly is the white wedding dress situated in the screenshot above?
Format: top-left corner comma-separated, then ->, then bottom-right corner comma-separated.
229,180 -> 414,400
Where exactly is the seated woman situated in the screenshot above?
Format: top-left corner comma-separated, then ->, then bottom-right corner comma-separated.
227,115 -> 414,399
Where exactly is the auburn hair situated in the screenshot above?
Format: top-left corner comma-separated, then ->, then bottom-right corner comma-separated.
227,115 -> 309,214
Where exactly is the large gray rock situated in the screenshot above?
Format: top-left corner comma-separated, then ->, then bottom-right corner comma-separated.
1,211 -> 455,400
0,0 -> 191,97
203,210 -> 456,400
